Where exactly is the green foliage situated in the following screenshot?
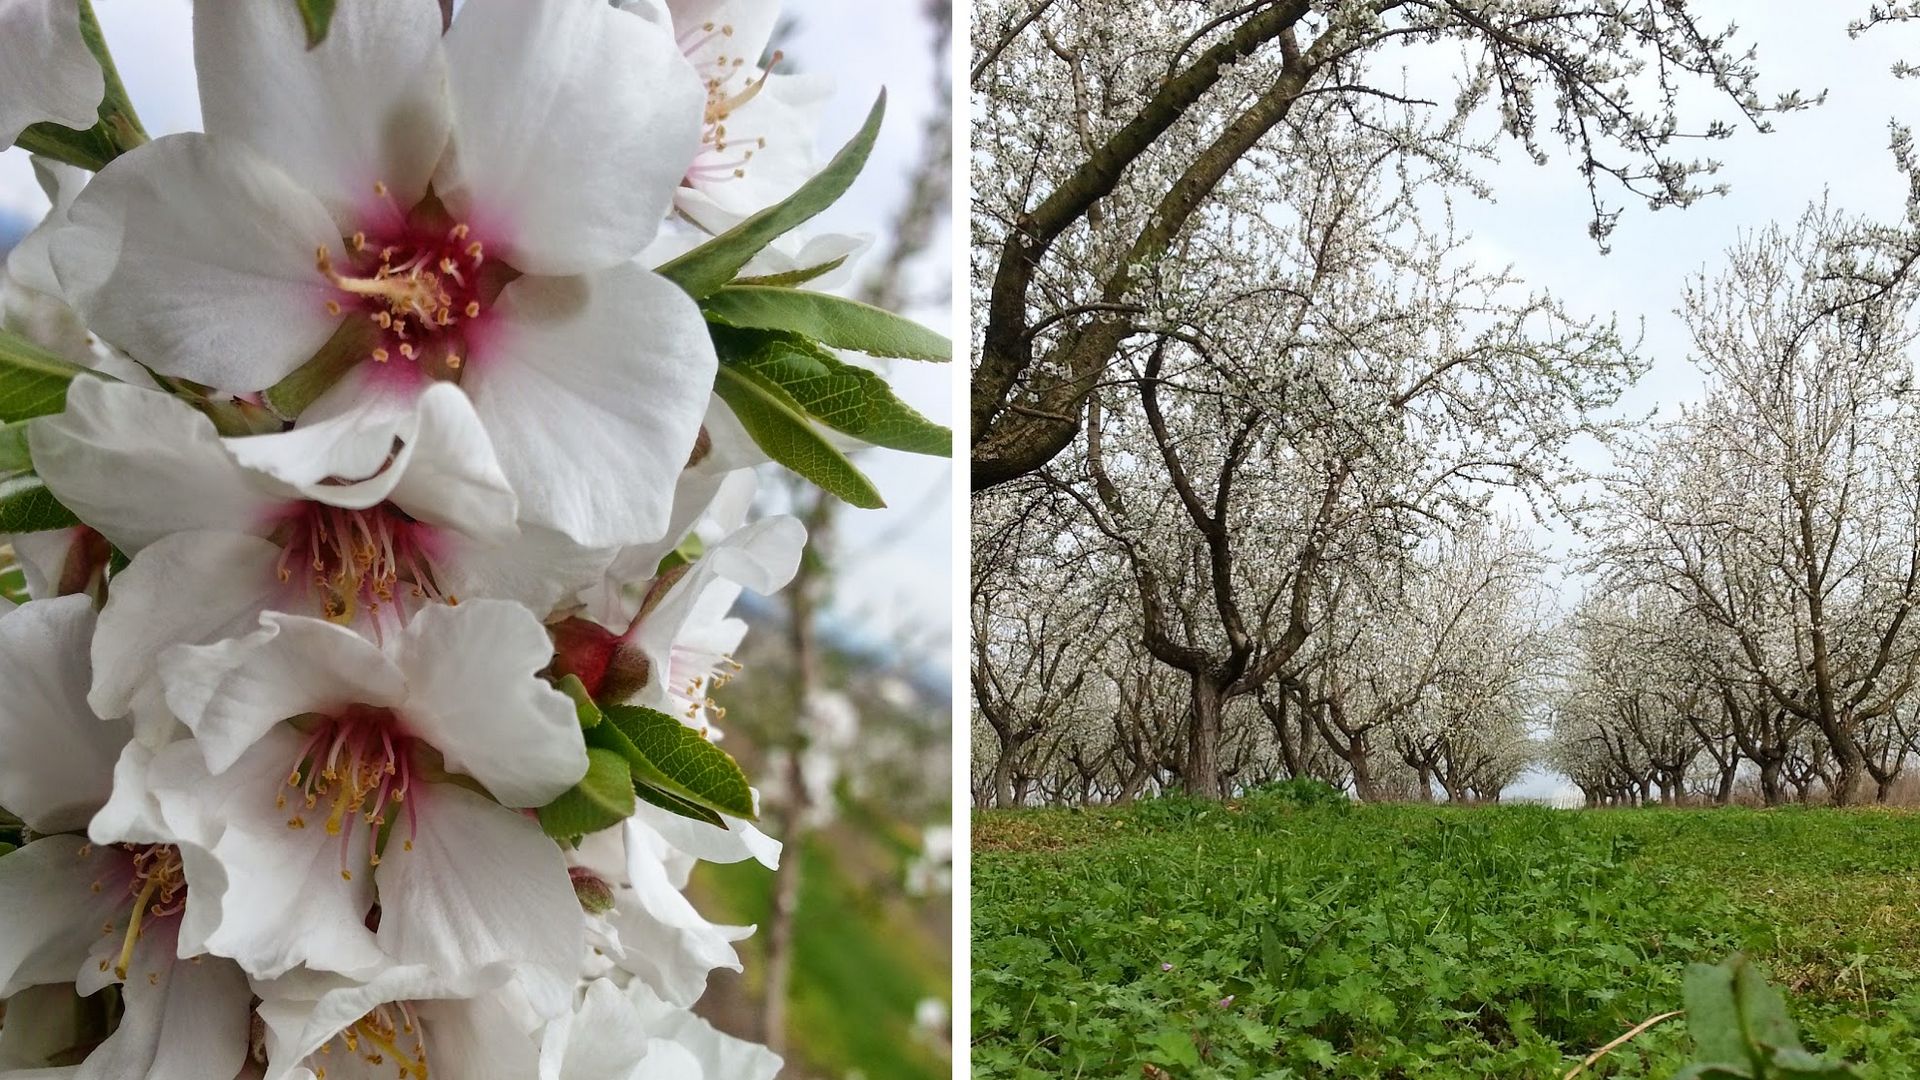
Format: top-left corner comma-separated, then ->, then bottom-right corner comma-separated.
295,0 -> 338,47
658,91 -> 885,300
1240,776 -> 1351,810
14,0 -> 147,170
0,329 -> 87,423
713,362 -> 886,509
594,704 -> 757,821
713,327 -> 950,457
700,833 -> 950,1080
554,674 -> 602,730
702,286 -> 952,362
536,747 -> 635,839
973,805 -> 1920,1079
1677,956 -> 1859,1079
0,475 -> 80,532
262,318 -> 378,420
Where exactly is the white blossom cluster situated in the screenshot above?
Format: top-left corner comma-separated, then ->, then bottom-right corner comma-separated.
0,0 -> 861,1075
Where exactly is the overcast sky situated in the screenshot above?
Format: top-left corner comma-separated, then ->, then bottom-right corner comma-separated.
1384,2 -> 1920,801
0,1 -> 954,674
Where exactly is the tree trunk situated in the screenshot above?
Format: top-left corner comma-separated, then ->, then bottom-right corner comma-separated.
991,749 -> 1017,809
1758,758 -> 1784,807
1184,678 -> 1226,799
1826,730 -> 1865,807
1714,761 -> 1737,805
1349,733 -> 1382,803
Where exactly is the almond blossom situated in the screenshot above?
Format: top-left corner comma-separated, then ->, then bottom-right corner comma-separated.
31,377 -> 607,742
0,596 -> 252,1080
49,0 -> 715,546
139,601 -> 586,1010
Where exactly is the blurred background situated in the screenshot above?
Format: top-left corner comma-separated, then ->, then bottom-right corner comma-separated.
0,3 -> 956,1078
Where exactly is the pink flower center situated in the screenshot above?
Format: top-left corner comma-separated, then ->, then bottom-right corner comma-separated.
278,705 -> 419,881
312,1000 -> 432,1079
317,183 -> 494,379
273,502 -> 455,626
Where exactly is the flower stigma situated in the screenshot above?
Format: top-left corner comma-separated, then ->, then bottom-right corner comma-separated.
308,1001 -> 431,1080
317,182 -> 491,379
680,22 -> 776,183
93,844 -> 187,982
279,705 -> 419,881
273,502 -> 457,627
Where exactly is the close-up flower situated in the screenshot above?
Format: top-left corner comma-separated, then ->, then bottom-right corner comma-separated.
0,0 -> 953,1074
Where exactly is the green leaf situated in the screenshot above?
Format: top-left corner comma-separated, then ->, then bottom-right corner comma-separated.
14,0 -> 147,170
0,421 -> 33,478
0,842 -> 14,858
734,256 -> 850,289
1682,956 -> 1859,1078
714,328 -> 949,456
713,363 -> 885,508
556,674 -> 602,730
0,329 -> 87,423
1684,960 -> 1751,1067
0,475 -> 80,533
657,533 -> 705,576
658,92 -> 885,299
296,0 -> 339,47
633,781 -> 725,828
602,704 -> 757,821
703,287 -> 951,362
537,748 -> 635,839
263,318 -> 377,419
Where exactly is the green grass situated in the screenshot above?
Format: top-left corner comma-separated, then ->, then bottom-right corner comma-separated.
972,792 -> 1920,1079
699,830 -> 950,1080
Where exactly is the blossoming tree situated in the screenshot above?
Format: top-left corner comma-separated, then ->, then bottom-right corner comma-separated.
0,0 -> 950,1074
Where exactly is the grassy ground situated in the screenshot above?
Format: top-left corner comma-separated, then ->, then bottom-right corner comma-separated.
695,819 -> 952,1080
972,790 -> 1920,1078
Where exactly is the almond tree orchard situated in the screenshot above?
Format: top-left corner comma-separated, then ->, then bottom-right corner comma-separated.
0,0 -> 950,1074
971,2 -> 1920,809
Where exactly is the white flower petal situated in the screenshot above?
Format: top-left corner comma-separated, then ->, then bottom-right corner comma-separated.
439,0 -> 702,275
28,379 -> 286,554
146,731 -> 386,979
163,611 -> 404,776
579,467 -> 731,631
436,523 -> 614,625
610,820 -> 747,1007
196,0 -> 450,225
255,964 -> 519,1077
380,382 -> 520,541
0,0 -> 103,145
391,600 -> 584,806
634,516 -> 803,710
76,919 -> 252,1080
89,531 -> 283,739
626,979 -> 783,1080
539,979 -> 652,1080
0,836 -> 129,998
49,133 -> 346,390
0,596 -> 125,833
87,742 -> 170,849
465,264 -> 715,547
7,155 -> 88,299
630,800 -> 781,871
412,995 -> 545,1080
5,526 -> 87,602
678,73 -> 834,231
373,783 -> 581,1016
